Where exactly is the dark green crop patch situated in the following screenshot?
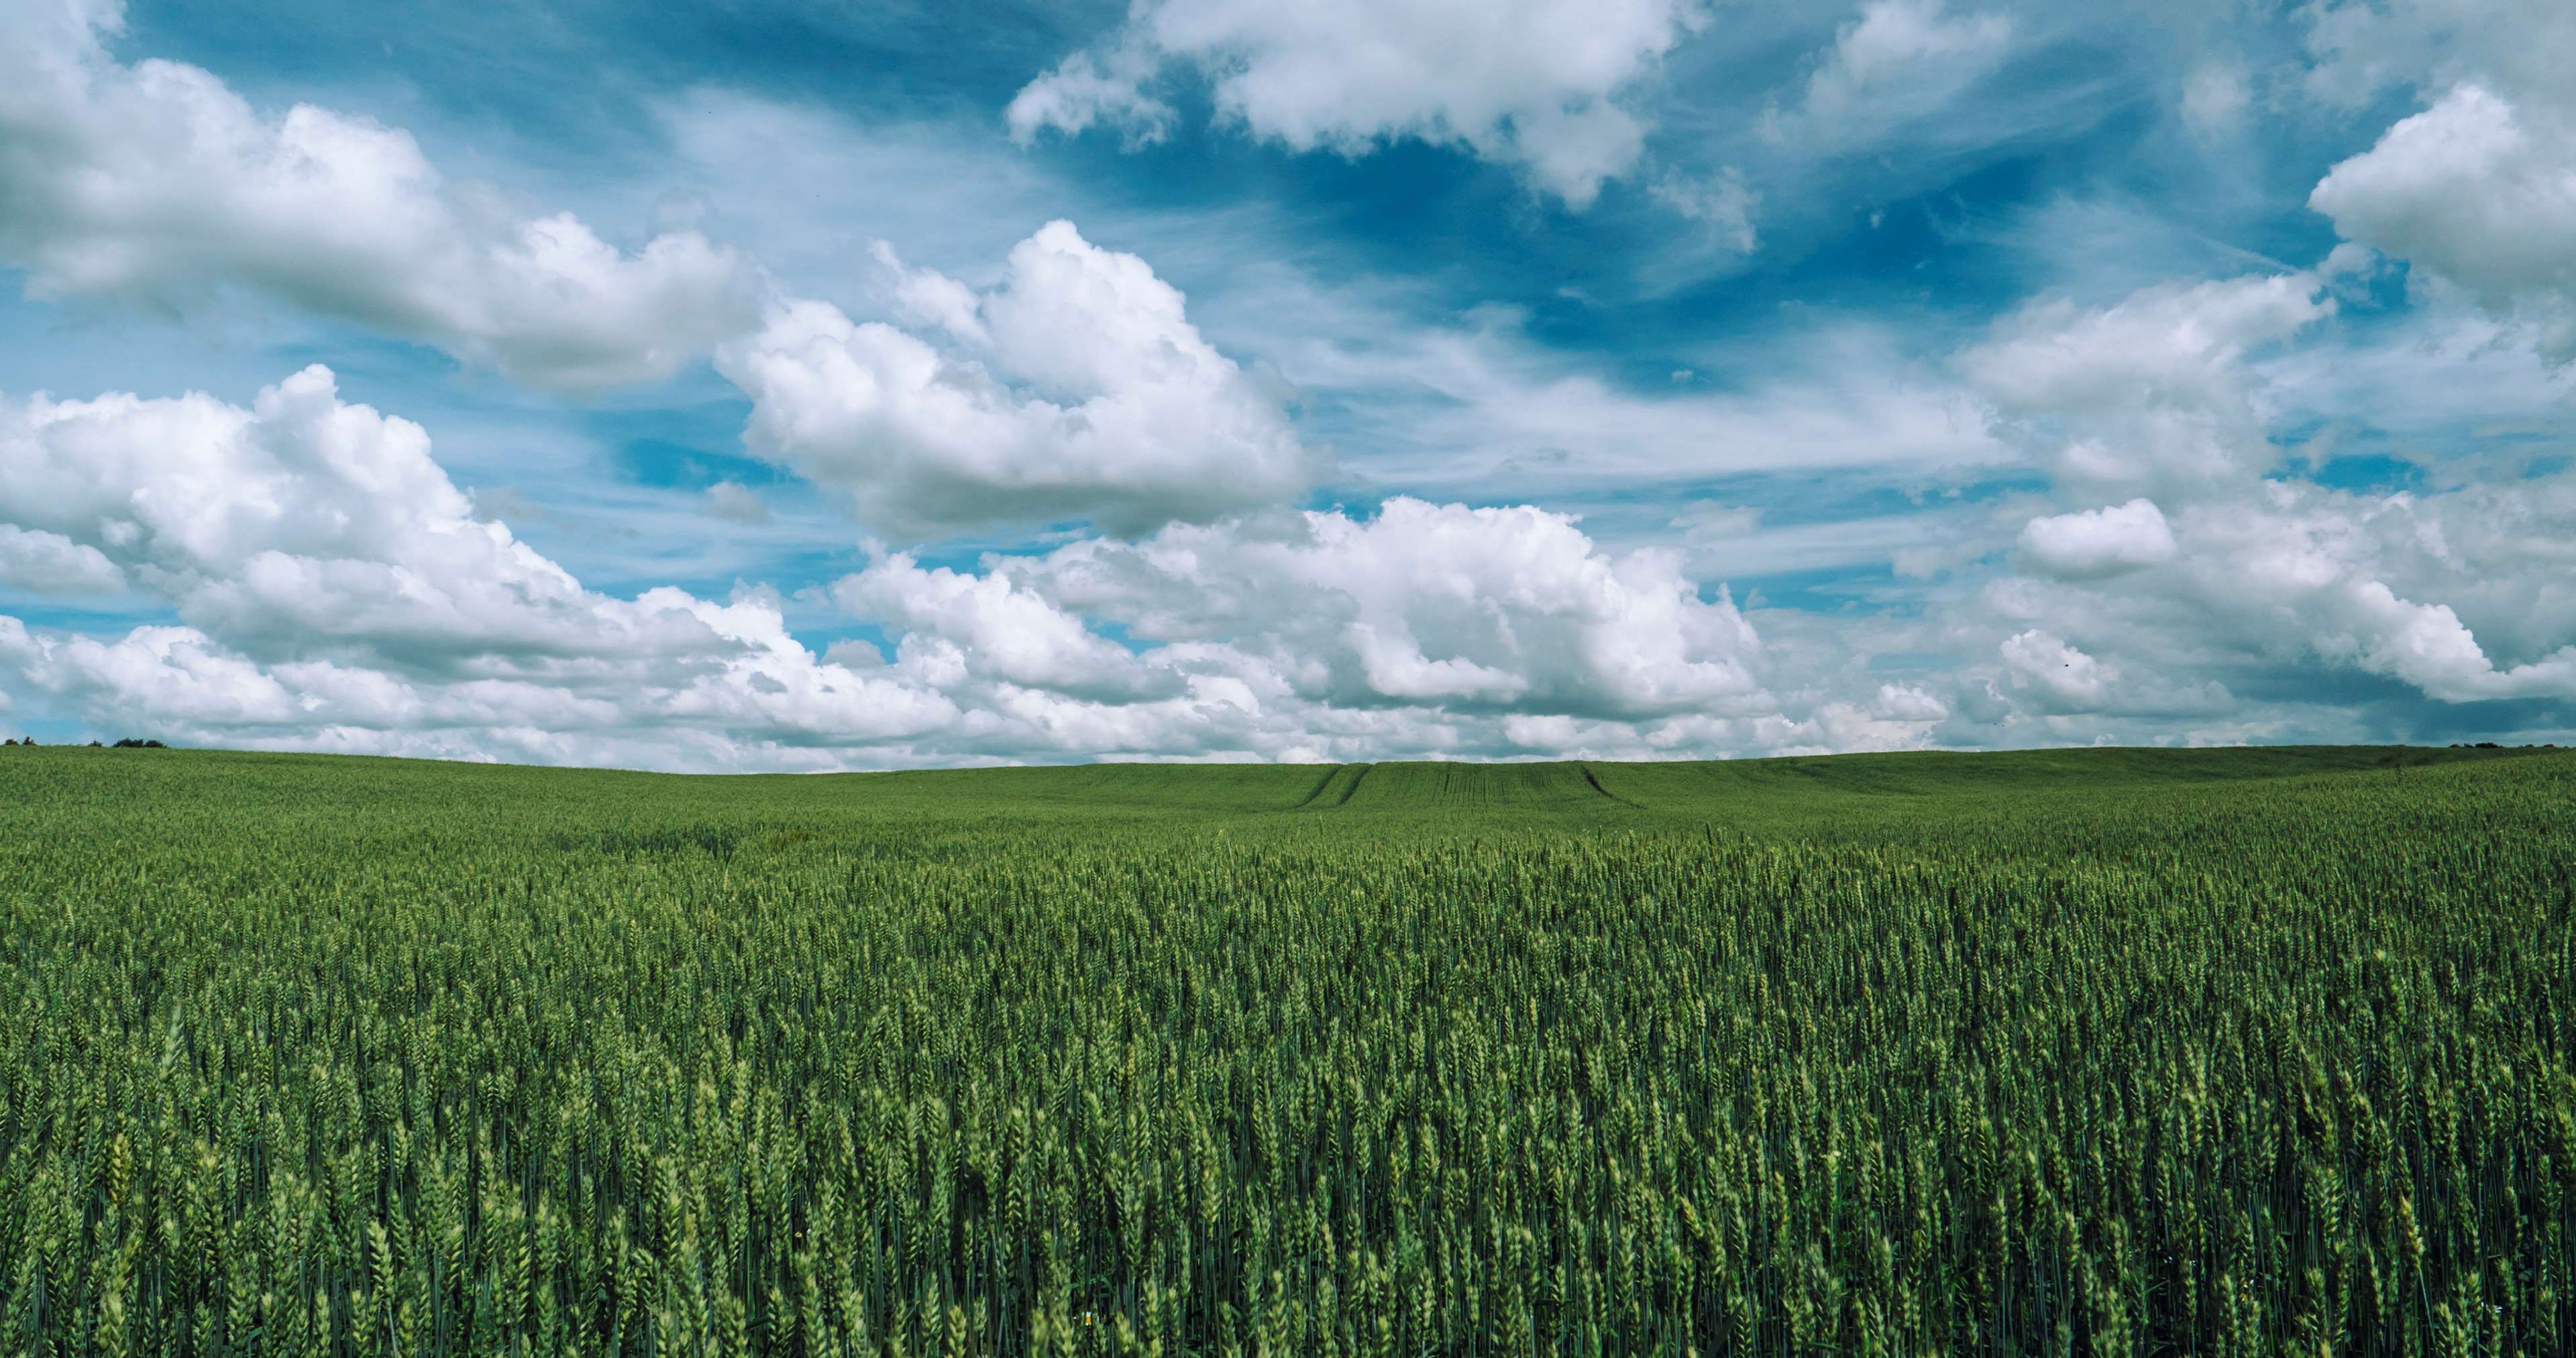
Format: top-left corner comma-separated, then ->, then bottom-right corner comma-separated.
0,743 -> 2567,1355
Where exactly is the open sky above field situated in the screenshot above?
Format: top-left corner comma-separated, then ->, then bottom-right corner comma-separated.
2,0 -> 2573,769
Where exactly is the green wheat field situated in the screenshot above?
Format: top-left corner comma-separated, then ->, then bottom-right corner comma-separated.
1,743 -> 2569,1356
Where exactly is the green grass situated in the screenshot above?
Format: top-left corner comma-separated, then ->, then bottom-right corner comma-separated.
0,742 -> 2568,1356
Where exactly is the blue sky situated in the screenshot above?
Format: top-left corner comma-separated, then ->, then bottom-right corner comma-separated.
1,0 -> 2571,768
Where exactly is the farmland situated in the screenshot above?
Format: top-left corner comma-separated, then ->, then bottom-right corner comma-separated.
0,744 -> 2569,1355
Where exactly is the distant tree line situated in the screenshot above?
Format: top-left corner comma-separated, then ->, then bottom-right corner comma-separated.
2,736 -> 169,747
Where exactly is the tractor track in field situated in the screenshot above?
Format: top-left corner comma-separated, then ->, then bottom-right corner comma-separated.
1579,763 -> 1644,807
1288,762 -> 1376,809
1335,762 -> 1374,805
1290,765 -> 1340,809
1286,760 -> 1640,810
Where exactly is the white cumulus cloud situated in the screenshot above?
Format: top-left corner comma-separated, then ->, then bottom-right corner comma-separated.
1009,0 -> 1706,207
0,369 -> 1807,767
0,524 -> 126,596
0,367 -> 970,765
834,556 -> 1183,704
2310,84 -> 2576,361
718,221 -> 1318,539
2017,499 -> 2178,579
0,0 -> 765,389
0,367 -> 726,669
1962,274 -> 2332,488
1998,628 -> 2113,713
1006,497 -> 1770,721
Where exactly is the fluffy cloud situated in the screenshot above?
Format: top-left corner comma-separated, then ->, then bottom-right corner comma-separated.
718,221 -> 1316,539
0,367 -> 727,670
2017,499 -> 2176,579
2333,581 -> 2576,701
1961,274 -> 2331,488
7,344 -> 2565,762
1888,268 -> 2576,739
834,557 -> 1183,704
0,525 -> 125,596
1795,683 -> 1951,752
2310,86 -> 2576,361
809,496 -> 1789,761
1945,380 -> 2576,731
0,610 -> 969,769
0,369 -> 1801,765
0,368 -> 975,765
2297,1 -> 2576,361
0,0 -> 765,388
2300,0 -> 2576,117
2167,483 -> 2576,703
1003,497 -> 1770,721
1997,628 -> 2114,712
1868,681 -> 1949,723
1009,0 -> 1706,207
0,8 -> 1331,547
